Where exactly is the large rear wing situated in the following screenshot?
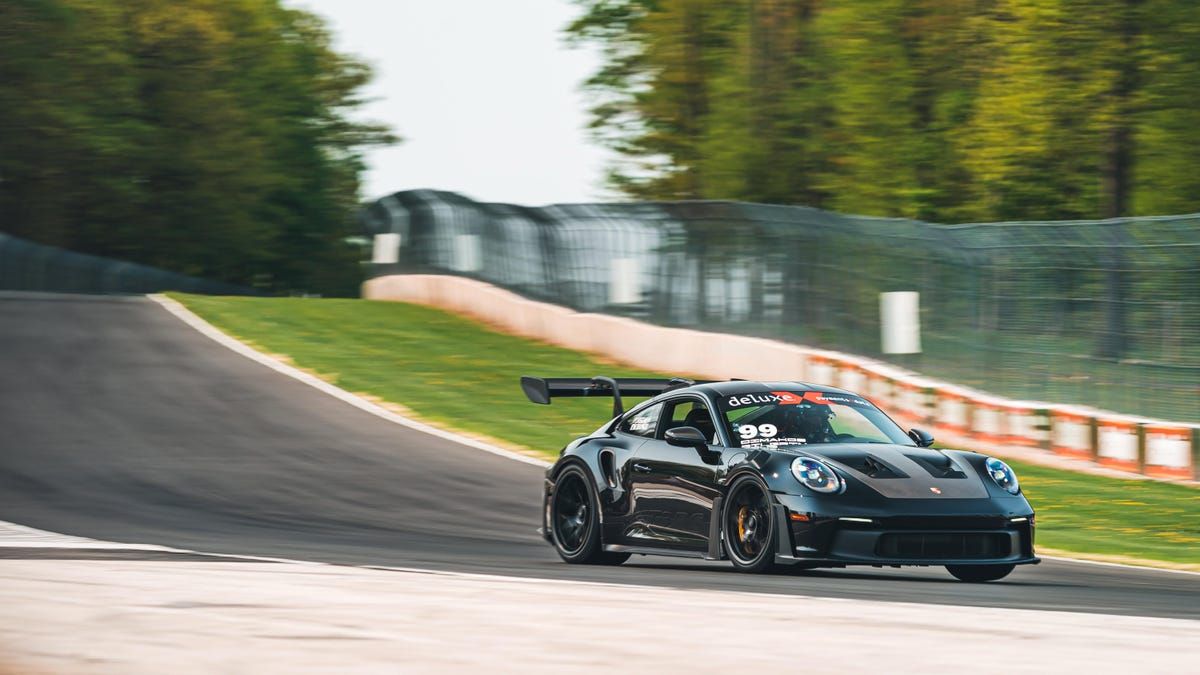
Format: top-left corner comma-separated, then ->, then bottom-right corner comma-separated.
520,376 -> 703,417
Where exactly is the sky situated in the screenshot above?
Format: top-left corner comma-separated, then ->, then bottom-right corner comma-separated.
292,0 -> 613,206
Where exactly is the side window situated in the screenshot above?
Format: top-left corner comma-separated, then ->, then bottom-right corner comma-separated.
619,403 -> 663,438
660,398 -> 721,446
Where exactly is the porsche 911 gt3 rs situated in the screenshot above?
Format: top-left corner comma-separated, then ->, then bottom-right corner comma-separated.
522,376 -> 1038,582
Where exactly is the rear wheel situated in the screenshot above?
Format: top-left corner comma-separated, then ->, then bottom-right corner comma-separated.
722,475 -> 778,573
946,564 -> 1015,582
549,465 -> 629,565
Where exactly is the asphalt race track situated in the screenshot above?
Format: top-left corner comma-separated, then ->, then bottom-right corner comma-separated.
1,293 -> 1196,620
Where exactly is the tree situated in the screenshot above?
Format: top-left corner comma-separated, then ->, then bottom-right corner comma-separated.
568,0 -> 1200,228
0,0 -> 395,295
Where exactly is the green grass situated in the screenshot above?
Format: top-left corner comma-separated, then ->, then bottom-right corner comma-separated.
172,294 -> 1200,568
173,294 -> 670,454
1010,459 -> 1200,565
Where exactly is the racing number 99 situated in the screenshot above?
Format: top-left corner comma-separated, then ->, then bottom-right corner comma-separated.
739,424 -> 778,440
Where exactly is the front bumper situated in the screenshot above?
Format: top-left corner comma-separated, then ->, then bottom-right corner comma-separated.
772,501 -> 1039,567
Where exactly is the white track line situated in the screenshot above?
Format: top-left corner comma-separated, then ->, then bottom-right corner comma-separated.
0,521 -> 725,592
148,294 -> 549,468
0,521 -> 178,551
1039,554 -> 1199,576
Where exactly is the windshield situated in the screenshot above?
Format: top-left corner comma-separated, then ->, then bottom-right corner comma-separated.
719,390 -> 913,448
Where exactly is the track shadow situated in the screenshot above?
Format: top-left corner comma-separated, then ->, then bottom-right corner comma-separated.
617,558 -> 1064,587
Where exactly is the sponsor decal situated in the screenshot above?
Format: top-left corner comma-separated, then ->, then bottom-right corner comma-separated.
742,436 -> 807,448
804,391 -> 870,406
739,424 -> 806,447
628,417 -> 655,432
725,390 -> 871,409
726,393 -> 788,408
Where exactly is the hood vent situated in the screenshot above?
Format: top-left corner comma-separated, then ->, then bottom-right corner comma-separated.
854,454 -> 905,479
905,453 -> 967,479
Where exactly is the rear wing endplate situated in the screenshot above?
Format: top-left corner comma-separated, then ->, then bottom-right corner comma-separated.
520,376 -> 702,418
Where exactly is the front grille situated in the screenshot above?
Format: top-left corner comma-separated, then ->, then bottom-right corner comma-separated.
877,532 -> 1011,559
876,516 -> 1010,531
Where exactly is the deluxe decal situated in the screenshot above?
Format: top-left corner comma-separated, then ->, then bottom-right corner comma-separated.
725,390 -> 871,409
726,393 -> 788,408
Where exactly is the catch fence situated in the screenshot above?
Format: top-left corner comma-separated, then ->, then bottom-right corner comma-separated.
0,232 -> 254,296
362,190 -> 1199,424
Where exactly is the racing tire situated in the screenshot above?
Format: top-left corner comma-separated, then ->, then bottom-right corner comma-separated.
721,474 -> 778,574
945,564 -> 1015,582
549,465 -> 630,565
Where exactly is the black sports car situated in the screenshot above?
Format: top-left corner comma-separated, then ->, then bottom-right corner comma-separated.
522,376 -> 1038,582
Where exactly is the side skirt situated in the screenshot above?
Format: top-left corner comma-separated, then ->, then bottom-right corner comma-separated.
603,544 -> 709,560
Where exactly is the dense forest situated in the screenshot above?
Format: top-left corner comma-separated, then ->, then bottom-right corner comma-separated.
567,0 -> 1200,223
0,0 -> 394,295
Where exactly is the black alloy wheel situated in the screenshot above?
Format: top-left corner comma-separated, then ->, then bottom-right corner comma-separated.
946,563 -> 1015,582
550,465 -> 629,565
722,475 -> 778,573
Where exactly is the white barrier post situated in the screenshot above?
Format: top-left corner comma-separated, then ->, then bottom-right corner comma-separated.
371,233 -> 401,264
881,291 -> 921,354
1143,424 -> 1194,478
610,257 -> 640,305
452,234 -> 481,273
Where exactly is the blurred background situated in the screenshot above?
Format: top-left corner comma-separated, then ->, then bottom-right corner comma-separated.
2,6 -> 1199,667
1,0 -> 1198,421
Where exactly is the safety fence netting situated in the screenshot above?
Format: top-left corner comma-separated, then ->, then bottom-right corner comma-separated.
363,190 -> 1199,423
0,232 -> 254,296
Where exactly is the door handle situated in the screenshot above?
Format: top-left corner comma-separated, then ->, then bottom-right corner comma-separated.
632,462 -> 652,474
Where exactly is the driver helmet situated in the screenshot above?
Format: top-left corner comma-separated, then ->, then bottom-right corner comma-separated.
788,402 -> 834,442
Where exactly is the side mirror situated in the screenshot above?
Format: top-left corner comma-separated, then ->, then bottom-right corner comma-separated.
908,428 -> 935,447
665,426 -> 708,448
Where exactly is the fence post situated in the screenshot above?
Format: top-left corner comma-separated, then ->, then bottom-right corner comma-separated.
1089,416 -> 1100,462
1136,423 -> 1146,475
1193,427 -> 1200,482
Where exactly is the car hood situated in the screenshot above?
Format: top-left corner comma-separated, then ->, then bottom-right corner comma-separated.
793,443 -> 990,499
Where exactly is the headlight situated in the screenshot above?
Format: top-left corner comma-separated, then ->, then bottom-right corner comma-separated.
791,457 -> 844,494
984,457 -> 1020,495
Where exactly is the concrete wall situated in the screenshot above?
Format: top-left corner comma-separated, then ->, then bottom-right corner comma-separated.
365,274 -> 1198,482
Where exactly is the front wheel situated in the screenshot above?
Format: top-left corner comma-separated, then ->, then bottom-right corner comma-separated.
722,475 -> 778,573
549,465 -> 629,565
946,564 -> 1015,582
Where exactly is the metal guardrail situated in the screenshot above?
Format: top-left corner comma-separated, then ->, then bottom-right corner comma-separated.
0,232 -> 254,296
362,190 -> 1199,425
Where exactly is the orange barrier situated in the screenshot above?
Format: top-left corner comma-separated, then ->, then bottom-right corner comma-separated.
1050,409 -> 1095,459
835,363 -> 869,398
364,274 -> 1197,482
934,388 -> 972,436
969,398 -> 1007,445
999,403 -> 1048,448
1096,417 -> 1141,473
863,368 -> 895,410
1143,425 -> 1194,479
806,354 -> 837,388
891,379 -> 932,427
